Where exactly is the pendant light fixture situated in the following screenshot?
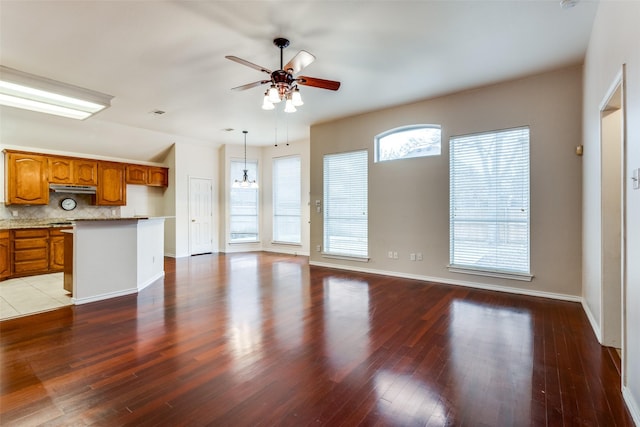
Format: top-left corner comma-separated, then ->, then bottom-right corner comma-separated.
232,130 -> 258,188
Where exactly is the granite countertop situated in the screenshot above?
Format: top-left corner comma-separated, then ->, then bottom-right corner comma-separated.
0,219 -> 75,230
0,216 -> 174,230
0,217 -> 156,230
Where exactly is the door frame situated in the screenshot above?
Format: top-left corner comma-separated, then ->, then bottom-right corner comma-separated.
188,175 -> 214,256
599,64 -> 627,386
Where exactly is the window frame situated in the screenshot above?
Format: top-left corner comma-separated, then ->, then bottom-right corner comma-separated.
229,158 -> 259,244
272,155 -> 302,245
374,124 -> 442,163
448,126 -> 532,281
322,149 -> 369,261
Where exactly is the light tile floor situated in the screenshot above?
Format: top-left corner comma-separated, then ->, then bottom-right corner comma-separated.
0,273 -> 71,321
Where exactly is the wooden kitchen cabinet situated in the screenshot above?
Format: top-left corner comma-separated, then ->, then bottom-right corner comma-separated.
49,228 -> 68,272
0,230 -> 10,280
147,167 -> 169,187
95,162 -> 126,206
126,164 -> 148,185
126,165 -> 168,187
74,159 -> 98,185
11,229 -> 49,276
49,157 -> 98,186
4,151 -> 49,205
48,157 -> 74,183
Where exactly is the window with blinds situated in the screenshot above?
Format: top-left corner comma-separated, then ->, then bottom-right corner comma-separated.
323,150 -> 368,259
273,155 -> 301,244
449,126 -> 530,277
230,159 -> 259,242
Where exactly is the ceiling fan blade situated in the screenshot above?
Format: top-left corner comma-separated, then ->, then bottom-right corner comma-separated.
297,76 -> 341,91
225,56 -> 272,75
284,50 -> 315,74
231,80 -> 271,91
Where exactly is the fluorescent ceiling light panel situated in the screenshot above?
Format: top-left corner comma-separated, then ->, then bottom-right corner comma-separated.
0,66 -> 113,120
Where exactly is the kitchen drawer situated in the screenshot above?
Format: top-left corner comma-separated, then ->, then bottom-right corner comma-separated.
14,247 -> 48,262
13,259 -> 49,274
12,229 -> 48,239
13,238 -> 48,250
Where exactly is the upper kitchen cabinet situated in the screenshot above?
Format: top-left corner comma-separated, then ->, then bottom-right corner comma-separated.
147,167 -> 169,187
126,164 -> 168,187
49,157 -> 98,186
48,157 -> 73,183
94,162 -> 126,206
125,164 -> 148,185
4,151 -> 49,205
74,159 -> 98,185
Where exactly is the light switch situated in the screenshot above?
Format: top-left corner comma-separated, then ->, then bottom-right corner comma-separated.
633,168 -> 640,190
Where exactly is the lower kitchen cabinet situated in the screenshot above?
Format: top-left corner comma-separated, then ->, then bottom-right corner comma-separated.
12,229 -> 49,276
1,227 -> 72,280
49,228 -> 67,272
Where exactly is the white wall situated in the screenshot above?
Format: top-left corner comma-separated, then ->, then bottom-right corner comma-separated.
169,141 -> 219,258
217,139 -> 311,255
261,140 -> 311,256
310,65 -> 583,300
582,1 -> 640,422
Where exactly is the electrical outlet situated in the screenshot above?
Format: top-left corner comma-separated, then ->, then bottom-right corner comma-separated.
393,252 -> 398,259
416,252 -> 423,261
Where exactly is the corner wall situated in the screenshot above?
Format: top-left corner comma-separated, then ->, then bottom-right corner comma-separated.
310,65 -> 583,300
582,1 -> 640,422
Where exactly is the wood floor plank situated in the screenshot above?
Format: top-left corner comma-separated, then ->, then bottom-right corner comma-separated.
0,253 -> 634,426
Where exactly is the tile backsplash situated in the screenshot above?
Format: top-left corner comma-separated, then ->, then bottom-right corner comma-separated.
0,192 -> 120,220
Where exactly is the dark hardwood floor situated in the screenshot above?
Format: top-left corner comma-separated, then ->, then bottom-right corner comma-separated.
1,253 -> 634,426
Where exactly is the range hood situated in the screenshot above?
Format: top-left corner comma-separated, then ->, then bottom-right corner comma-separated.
49,184 -> 97,194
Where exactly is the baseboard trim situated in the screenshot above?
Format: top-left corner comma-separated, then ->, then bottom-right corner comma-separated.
581,298 -> 603,344
138,271 -> 165,291
308,261 -> 581,303
623,386 -> 640,426
72,288 -> 138,305
263,248 -> 310,257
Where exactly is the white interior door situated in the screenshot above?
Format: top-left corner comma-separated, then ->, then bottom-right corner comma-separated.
189,177 -> 213,255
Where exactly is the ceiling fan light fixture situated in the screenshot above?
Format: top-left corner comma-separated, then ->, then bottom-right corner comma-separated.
268,85 -> 281,103
292,87 -> 303,107
261,92 -> 275,110
284,97 -> 297,113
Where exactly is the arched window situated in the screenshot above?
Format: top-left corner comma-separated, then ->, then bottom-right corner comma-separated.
374,124 -> 441,163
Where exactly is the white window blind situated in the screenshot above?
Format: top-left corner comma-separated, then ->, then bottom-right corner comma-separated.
449,127 -> 530,275
230,159 -> 259,242
273,155 -> 301,244
323,150 -> 368,258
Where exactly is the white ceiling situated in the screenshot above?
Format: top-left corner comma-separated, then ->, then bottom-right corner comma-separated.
0,0 -> 598,162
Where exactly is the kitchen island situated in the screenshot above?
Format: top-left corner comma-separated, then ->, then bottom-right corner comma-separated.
68,217 -> 165,304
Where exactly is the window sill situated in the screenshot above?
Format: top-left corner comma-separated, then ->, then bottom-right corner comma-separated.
229,241 -> 260,245
271,241 -> 302,247
321,253 -> 370,263
447,265 -> 533,282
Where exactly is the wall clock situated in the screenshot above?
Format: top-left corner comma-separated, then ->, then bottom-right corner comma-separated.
60,197 -> 77,211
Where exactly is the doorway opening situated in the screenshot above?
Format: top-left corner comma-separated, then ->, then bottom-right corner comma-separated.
599,65 -> 626,386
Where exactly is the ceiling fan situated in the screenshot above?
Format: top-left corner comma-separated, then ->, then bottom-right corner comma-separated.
225,38 -> 341,112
